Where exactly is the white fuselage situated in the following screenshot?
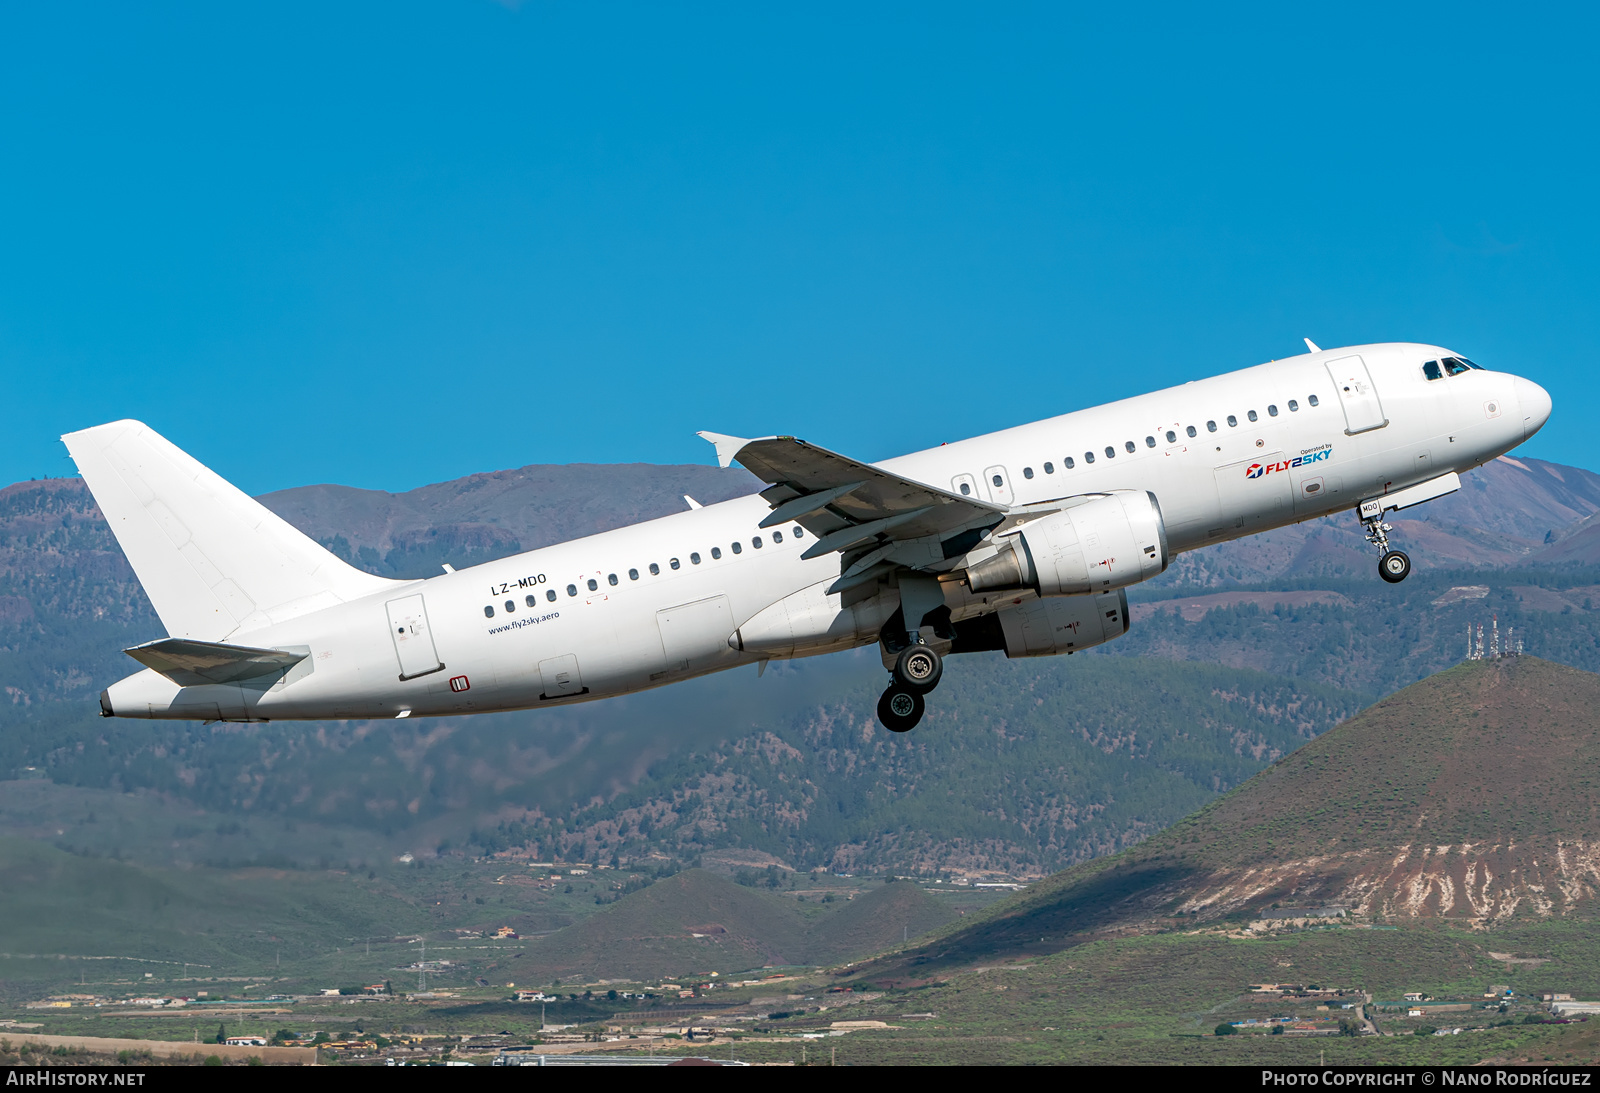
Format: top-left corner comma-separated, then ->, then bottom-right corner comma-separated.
101,342 -> 1549,721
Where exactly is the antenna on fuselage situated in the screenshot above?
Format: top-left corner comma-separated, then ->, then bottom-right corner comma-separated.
1304,338 -> 1322,353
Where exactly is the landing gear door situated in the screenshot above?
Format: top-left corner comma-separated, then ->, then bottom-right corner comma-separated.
1326,356 -> 1388,435
386,595 -> 444,680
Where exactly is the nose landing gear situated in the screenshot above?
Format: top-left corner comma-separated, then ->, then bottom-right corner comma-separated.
877,644 -> 944,732
1360,499 -> 1412,583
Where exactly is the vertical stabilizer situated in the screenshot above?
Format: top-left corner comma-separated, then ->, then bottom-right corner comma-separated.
62,420 -> 399,640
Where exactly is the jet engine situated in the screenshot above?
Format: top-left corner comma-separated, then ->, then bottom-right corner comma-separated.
965,491 -> 1168,596
949,589 -> 1130,658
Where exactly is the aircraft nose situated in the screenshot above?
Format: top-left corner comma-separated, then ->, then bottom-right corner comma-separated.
1514,376 -> 1552,440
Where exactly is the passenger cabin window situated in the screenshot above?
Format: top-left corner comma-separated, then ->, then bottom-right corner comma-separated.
991,474 -> 1003,487
1145,436 -> 1155,447
1186,425 -> 1197,437
1308,394 -> 1320,406
1288,399 -> 1299,411
959,481 -> 971,495
1206,420 -> 1218,433
1104,446 -> 1116,459
670,558 -> 681,570
772,530 -> 783,542
1165,430 -> 1176,443
587,578 -> 599,591
689,552 -> 701,564
526,594 -> 537,607
1443,357 -> 1471,377
1044,462 -> 1054,473
730,541 -> 741,554
1023,466 -> 1034,479
608,573 -> 619,585
566,584 -> 577,597
1247,410 -> 1258,422
792,526 -> 804,538
752,536 -> 763,548
1124,440 -> 1135,453
1064,456 -> 1076,468
628,568 -> 639,580
1226,415 -> 1237,427
546,589 -> 557,601
1268,404 -> 1278,416
1084,451 -> 1095,464
484,605 -> 494,618
649,562 -> 660,575
710,547 -> 722,559
505,599 -> 515,612
1423,360 -> 1443,381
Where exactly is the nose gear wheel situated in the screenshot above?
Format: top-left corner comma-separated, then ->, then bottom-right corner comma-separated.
1379,549 -> 1411,583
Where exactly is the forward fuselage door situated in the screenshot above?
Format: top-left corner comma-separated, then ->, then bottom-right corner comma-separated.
1326,356 -> 1388,435
386,594 -> 444,680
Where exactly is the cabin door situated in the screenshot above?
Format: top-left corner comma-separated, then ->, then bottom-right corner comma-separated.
1325,356 -> 1388,435
386,595 -> 444,680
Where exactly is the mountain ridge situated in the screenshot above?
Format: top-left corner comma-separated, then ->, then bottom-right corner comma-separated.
850,655 -> 1600,982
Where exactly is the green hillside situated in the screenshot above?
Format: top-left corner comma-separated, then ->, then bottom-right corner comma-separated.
852,655 -> 1600,983
517,869 -> 958,981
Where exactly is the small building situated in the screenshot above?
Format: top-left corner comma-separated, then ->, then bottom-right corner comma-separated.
1541,992 -> 1573,1002
225,1036 -> 267,1046
495,927 -> 519,939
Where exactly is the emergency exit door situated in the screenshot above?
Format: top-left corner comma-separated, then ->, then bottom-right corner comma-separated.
386,595 -> 444,680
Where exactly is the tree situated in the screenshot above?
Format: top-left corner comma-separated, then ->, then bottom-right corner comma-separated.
1214,1023 -> 1237,1036
1338,1020 -> 1359,1037
214,1024 -> 227,1045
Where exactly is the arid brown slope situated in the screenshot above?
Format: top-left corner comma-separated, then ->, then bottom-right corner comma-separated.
857,657 -> 1600,981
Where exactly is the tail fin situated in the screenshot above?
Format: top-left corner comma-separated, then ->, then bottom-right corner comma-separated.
63,420 -> 399,640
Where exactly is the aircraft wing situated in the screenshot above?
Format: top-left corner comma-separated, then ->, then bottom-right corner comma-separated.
125,637 -> 307,687
698,432 -> 1005,580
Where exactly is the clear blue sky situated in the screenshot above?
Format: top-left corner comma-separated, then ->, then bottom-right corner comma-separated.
3,2 -> 1596,495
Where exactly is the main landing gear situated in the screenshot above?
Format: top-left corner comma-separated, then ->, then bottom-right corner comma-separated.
1360,500 -> 1412,584
877,645 -> 943,733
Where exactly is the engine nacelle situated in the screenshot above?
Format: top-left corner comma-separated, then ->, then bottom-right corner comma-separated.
997,589 -> 1129,657
966,491 -> 1168,596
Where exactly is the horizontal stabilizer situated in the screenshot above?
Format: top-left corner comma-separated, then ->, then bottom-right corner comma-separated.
125,638 -> 307,687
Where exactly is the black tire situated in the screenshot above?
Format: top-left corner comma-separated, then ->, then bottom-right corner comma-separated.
1379,549 -> 1411,584
894,644 -> 943,693
877,686 -> 925,733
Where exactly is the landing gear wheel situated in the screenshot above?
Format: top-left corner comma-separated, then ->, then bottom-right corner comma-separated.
877,686 -> 925,733
1379,549 -> 1411,584
894,645 -> 943,693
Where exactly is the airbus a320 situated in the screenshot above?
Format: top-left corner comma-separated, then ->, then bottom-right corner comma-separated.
67,341 -> 1550,733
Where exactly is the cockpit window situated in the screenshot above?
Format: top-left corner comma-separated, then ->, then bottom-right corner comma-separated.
1423,360 -> 1443,381
1442,357 -> 1471,377
1460,357 -> 1485,370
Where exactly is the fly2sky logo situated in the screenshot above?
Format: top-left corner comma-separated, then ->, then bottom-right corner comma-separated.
1247,444 -> 1332,479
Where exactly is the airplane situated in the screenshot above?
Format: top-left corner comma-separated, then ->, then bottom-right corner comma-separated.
66,341 -> 1550,733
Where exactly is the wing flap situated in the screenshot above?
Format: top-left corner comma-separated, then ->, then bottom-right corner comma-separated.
702,434 -> 1005,555
125,637 -> 308,687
